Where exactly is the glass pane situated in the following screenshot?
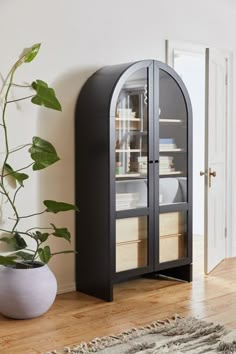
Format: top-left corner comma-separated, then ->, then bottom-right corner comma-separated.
159,212 -> 187,263
115,68 -> 148,211
159,69 -> 187,205
116,216 -> 148,272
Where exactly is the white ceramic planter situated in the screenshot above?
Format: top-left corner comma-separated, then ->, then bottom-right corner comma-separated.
0,264 -> 57,319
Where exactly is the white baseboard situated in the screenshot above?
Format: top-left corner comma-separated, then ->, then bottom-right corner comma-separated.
57,282 -> 76,294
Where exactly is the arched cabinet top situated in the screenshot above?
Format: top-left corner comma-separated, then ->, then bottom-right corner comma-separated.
76,60 -> 192,122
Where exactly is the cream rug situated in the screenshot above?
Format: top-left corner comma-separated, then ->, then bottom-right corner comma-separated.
47,315 -> 236,354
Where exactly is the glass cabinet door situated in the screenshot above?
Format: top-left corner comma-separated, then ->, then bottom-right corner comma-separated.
158,69 -> 188,206
157,68 -> 189,264
115,68 -> 149,211
115,67 -> 150,273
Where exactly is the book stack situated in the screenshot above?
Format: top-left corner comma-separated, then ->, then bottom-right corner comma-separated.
159,138 -> 176,151
159,156 -> 175,174
116,193 -> 139,210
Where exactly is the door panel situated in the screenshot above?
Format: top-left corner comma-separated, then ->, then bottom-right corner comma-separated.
115,68 -> 149,210
205,48 -> 226,273
114,64 -> 154,274
158,69 -> 188,206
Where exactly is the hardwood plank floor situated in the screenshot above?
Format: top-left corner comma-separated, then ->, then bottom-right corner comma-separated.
0,238 -> 235,354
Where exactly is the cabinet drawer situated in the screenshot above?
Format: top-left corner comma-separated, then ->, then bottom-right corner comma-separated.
116,240 -> 147,272
116,217 -> 147,243
159,234 -> 184,263
159,212 -> 184,237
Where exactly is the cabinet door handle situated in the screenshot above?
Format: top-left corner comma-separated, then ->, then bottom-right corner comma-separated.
200,170 -> 207,176
209,168 -> 216,188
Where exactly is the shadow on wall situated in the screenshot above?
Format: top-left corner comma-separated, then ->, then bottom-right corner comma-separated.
36,66 -> 98,292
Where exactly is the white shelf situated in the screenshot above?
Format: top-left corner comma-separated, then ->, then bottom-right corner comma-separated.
116,149 -> 141,152
115,117 -> 141,121
159,148 -> 183,152
159,171 -> 183,176
159,119 -> 183,123
116,173 -> 142,178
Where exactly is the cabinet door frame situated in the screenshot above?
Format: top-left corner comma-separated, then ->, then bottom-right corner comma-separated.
154,62 -> 193,270
110,60 -> 155,281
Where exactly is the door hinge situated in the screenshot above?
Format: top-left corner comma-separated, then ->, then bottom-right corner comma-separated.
224,228 -> 227,238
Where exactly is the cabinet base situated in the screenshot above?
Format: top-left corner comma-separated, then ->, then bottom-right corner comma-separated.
145,264 -> 192,282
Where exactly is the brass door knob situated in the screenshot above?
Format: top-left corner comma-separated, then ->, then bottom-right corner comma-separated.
200,171 -> 207,176
209,170 -> 216,177
209,168 -> 216,188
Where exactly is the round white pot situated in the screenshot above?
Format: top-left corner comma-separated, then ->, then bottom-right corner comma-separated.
0,263 -> 57,319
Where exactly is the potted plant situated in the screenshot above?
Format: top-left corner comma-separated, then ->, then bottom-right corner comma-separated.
0,44 -> 78,319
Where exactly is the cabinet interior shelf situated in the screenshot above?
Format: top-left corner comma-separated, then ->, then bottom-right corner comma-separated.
116,173 -> 146,179
116,149 -> 141,152
159,148 -> 184,152
115,117 -> 141,121
159,171 -> 183,176
159,119 -> 184,124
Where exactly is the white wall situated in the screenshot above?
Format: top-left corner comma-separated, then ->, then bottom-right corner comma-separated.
0,0 -> 235,292
174,53 -> 205,236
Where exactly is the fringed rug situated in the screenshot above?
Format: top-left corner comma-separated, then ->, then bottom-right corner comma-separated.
47,315 -> 236,354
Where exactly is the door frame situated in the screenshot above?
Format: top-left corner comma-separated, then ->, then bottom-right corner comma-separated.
165,40 -> 233,259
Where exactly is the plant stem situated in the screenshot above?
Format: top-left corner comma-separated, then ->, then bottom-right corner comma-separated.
6,94 -> 34,104
26,226 -> 53,233
3,162 -> 33,177
51,250 -> 75,256
13,185 -> 22,205
9,143 -> 32,154
19,210 -> 46,219
1,64 -> 21,232
11,83 -> 31,88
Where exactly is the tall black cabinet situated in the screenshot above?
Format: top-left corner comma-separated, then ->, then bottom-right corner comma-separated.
75,60 -> 192,301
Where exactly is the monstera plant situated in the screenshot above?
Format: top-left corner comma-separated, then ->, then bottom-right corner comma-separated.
0,43 -> 78,269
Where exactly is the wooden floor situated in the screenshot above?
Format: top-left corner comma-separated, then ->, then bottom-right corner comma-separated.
1,237 -> 236,354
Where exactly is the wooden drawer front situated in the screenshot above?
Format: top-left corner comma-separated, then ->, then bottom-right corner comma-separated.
159,212 -> 184,237
116,217 -> 147,243
116,240 -> 147,272
159,234 -> 184,263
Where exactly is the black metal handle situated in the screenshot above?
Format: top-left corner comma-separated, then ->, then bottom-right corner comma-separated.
148,160 -> 159,163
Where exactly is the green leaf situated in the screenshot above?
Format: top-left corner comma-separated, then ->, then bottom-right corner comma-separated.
38,246 -> 51,263
34,231 -> 49,243
4,163 -> 29,187
44,200 -> 79,213
23,43 -> 41,63
31,80 -> 62,111
0,255 -> 17,266
16,44 -> 41,68
50,223 -> 71,242
14,251 -> 34,261
29,136 -> 60,170
0,233 -> 27,251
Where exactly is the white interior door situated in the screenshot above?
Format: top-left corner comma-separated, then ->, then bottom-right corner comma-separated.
205,48 -> 226,273
166,40 -> 228,274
